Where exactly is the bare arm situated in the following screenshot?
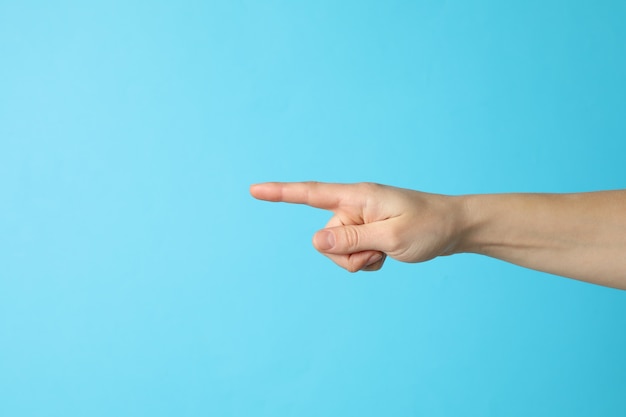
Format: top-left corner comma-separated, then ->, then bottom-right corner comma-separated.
250,182 -> 626,290
459,191 -> 626,289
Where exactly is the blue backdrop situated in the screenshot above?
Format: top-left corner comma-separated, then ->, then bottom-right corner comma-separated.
1,1 -> 625,416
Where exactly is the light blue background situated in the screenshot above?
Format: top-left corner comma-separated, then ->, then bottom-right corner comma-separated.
1,1 -> 625,416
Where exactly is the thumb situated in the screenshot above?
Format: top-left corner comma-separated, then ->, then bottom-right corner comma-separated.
313,223 -> 386,255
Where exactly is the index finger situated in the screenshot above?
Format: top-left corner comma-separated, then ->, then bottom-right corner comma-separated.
250,181 -> 350,210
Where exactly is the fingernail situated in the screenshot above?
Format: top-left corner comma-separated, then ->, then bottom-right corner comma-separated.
365,253 -> 383,267
315,230 -> 335,250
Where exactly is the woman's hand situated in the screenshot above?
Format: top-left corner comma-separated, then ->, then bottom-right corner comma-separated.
250,182 -> 467,272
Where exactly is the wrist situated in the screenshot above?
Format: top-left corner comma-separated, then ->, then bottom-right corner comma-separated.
449,194 -> 490,256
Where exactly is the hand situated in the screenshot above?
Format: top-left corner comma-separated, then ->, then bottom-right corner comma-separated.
250,182 -> 466,272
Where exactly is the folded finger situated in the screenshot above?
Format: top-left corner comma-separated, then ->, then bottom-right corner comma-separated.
324,251 -> 386,273
316,217 -> 384,272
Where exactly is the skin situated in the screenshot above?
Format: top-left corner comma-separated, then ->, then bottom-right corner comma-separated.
249,181 -> 626,290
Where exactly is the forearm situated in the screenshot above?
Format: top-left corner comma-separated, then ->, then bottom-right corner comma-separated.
455,190 -> 626,289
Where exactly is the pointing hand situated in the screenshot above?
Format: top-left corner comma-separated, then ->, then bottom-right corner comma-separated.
250,182 -> 465,272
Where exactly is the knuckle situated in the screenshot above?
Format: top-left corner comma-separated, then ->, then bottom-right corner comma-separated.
357,182 -> 381,193
331,254 -> 359,273
304,181 -> 319,200
346,260 -> 360,273
341,226 -> 360,250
